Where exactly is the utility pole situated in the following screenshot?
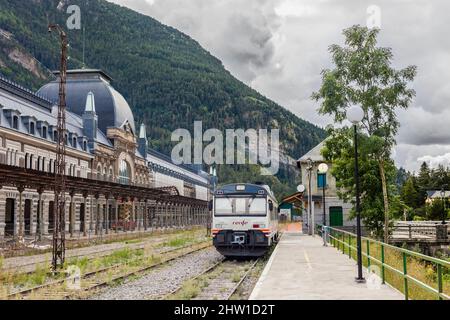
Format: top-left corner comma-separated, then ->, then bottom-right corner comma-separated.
306,158 -> 313,236
48,24 -> 68,271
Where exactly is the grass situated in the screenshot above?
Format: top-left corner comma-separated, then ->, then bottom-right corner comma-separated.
0,227 -> 209,299
231,272 -> 241,283
329,231 -> 450,300
162,230 -> 209,248
174,280 -> 201,299
3,226 -> 205,259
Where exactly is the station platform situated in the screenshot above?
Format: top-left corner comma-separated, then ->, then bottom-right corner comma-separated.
249,230 -> 403,300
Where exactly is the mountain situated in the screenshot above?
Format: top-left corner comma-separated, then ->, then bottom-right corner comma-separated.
0,0 -> 326,198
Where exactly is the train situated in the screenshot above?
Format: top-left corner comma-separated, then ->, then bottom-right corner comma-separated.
210,183 -> 279,257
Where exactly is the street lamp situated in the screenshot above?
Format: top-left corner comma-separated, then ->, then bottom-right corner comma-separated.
306,158 -> 314,235
318,163 -> 328,246
318,163 -> 329,226
440,187 -> 447,225
207,166 -> 217,236
347,105 -> 365,283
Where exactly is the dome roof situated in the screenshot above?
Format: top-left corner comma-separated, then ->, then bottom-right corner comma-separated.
37,69 -> 135,134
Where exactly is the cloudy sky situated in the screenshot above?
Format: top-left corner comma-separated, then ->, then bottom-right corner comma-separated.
108,0 -> 450,173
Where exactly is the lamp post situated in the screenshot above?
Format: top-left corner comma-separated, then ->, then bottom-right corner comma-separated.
440,187 -> 447,225
318,163 -> 328,246
306,158 -> 314,235
207,166 -> 217,236
318,163 -> 329,226
347,105 -> 365,283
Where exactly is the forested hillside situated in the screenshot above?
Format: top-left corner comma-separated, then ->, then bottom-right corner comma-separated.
0,0 -> 326,198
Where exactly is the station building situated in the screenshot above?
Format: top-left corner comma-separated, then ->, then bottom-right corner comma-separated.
0,69 -> 209,240
296,140 -> 355,233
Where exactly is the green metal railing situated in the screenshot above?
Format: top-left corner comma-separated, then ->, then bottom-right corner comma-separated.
319,225 -> 450,300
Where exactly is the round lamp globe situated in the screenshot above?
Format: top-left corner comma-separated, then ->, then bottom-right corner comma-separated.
318,163 -> 329,174
346,105 -> 364,124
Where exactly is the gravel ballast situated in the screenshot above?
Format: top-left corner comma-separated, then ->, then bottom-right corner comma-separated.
91,248 -> 222,300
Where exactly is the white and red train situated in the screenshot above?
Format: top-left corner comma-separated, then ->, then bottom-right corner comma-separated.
211,183 -> 279,257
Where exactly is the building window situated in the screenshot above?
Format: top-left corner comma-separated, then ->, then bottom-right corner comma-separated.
12,116 -> 19,129
97,165 -> 102,180
73,137 -> 77,148
317,172 -> 327,189
42,126 -> 47,139
83,141 -> 87,151
119,159 -> 131,185
53,130 -> 58,142
30,122 -> 35,135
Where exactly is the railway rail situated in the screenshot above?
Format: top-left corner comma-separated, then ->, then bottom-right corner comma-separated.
165,258 -> 260,300
0,232 -> 200,274
3,241 -> 212,300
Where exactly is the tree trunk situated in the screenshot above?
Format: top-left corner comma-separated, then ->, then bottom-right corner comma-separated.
379,159 -> 390,243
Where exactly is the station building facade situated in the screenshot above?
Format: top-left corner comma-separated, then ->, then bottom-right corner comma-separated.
297,140 -> 355,232
0,69 -> 209,239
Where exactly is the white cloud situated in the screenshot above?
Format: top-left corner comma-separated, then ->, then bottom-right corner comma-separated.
108,0 -> 450,172
274,1 -> 319,17
418,153 -> 450,169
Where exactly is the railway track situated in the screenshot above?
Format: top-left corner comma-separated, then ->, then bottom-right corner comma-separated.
3,241 -> 212,300
165,257 -> 260,300
1,231 -> 204,274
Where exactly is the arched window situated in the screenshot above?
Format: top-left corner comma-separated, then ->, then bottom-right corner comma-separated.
97,165 -> 102,180
119,159 -> 131,185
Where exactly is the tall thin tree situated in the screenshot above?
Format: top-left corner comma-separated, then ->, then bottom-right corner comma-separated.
312,25 -> 417,242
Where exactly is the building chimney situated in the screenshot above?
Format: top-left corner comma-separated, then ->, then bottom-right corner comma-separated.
138,122 -> 148,157
82,91 -> 97,148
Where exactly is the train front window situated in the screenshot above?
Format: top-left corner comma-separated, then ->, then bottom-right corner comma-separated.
214,197 -> 266,216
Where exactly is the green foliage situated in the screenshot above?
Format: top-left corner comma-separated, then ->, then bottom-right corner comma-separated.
321,128 -> 398,236
425,199 -> 449,221
401,176 -> 422,209
0,0 -> 326,191
397,162 -> 450,221
313,25 -> 416,235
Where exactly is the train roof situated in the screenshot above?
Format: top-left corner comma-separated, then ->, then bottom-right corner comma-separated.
216,183 -> 275,198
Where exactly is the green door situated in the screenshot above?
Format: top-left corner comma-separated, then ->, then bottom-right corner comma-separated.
329,207 -> 343,226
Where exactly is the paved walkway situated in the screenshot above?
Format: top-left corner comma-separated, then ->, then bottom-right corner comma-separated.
250,231 -> 403,300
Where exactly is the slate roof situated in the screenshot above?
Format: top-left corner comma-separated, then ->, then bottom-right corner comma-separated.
0,73 -> 111,150
37,69 -> 135,135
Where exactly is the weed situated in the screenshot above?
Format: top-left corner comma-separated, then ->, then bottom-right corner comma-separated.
231,272 -> 241,283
